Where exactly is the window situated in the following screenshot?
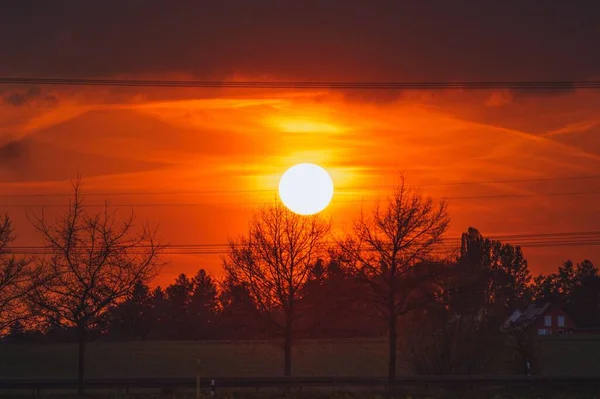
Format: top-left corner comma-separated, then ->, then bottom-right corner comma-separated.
545,315 -> 552,326
538,329 -> 547,335
558,315 -> 565,327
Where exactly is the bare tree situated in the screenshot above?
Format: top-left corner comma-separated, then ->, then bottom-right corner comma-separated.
340,176 -> 449,382
0,213 -> 34,332
223,203 -> 330,376
27,181 -> 164,394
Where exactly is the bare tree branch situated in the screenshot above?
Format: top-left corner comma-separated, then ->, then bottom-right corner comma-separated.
24,179 -> 165,392
222,203 -> 330,376
0,213 -> 35,332
339,175 -> 450,382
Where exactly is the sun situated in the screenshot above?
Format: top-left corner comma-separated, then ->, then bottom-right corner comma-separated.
278,163 -> 334,215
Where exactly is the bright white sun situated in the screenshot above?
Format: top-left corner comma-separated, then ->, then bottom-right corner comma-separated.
278,163 -> 334,215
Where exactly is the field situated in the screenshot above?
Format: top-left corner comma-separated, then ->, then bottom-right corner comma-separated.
537,335 -> 600,376
1,336 -> 600,380
0,338 -> 396,379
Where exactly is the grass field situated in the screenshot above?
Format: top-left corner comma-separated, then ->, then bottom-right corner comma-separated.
0,338 -> 397,379
1,336 -> 599,379
537,336 -> 600,376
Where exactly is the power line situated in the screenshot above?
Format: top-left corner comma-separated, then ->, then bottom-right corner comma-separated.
8,231 -> 600,255
444,190 -> 600,200
1,174 -> 599,198
480,231 -> 600,240
1,188 -> 599,208
7,241 -> 600,255
423,175 -> 600,187
1,77 -> 600,90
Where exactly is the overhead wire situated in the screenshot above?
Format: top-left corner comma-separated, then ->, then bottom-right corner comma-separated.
1,77 -> 600,90
1,174 -> 599,198
7,231 -> 600,255
1,188 -> 599,208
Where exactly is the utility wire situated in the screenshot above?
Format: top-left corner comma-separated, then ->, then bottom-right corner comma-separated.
1,189 -> 599,208
8,231 -> 600,255
7,242 -> 600,255
1,175 -> 599,198
1,77 -> 600,90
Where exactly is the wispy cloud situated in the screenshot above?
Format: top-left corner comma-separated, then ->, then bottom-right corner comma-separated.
544,120 -> 598,137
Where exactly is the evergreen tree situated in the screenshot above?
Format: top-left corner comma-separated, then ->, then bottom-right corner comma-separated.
189,269 -> 219,339
164,274 -> 194,339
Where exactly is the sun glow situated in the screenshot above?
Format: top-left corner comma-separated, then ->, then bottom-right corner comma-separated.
266,116 -> 343,133
278,163 -> 334,215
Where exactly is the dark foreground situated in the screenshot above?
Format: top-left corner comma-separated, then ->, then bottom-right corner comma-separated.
3,383 -> 600,399
4,337 -> 600,379
1,392 -> 600,399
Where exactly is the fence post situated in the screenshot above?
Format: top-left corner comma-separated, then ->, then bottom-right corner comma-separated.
196,359 -> 201,399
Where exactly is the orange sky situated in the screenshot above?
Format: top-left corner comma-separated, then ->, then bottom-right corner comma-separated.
1,83 -> 600,286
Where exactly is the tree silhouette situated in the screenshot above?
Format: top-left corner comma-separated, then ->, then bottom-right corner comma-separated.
444,228 -> 528,373
298,251 -> 380,338
403,228 -> 534,374
223,203 -> 330,376
146,286 -> 170,340
469,228 -> 530,307
453,228 -> 532,318
106,280 -> 153,340
534,260 -> 600,327
189,269 -> 219,339
218,276 -> 266,339
6,320 -> 25,341
340,177 -> 449,382
165,273 -> 194,339
27,181 -> 164,394
0,213 -> 35,332
567,261 -> 600,327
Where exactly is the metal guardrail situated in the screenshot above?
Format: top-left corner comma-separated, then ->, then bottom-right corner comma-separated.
1,376 -> 600,391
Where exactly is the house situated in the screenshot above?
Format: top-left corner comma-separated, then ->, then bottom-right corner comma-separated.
502,302 -> 576,336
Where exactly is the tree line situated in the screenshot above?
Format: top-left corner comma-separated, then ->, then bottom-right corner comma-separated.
1,178 -> 599,393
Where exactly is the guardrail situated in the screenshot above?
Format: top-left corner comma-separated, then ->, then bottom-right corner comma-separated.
1,375 -> 600,392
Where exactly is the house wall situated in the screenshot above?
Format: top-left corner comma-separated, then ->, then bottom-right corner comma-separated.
533,307 -> 575,335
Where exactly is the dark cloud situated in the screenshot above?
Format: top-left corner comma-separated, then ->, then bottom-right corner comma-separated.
4,87 -> 41,106
0,135 -> 167,183
341,85 -> 580,107
0,140 -> 29,165
1,0 -> 599,83
2,86 -> 59,107
510,87 -> 578,100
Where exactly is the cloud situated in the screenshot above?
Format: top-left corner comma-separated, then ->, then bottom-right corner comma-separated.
544,121 -> 598,137
0,140 -> 28,165
510,86 -> 578,100
4,88 -> 39,106
0,134 -> 168,183
2,87 -> 59,107
2,2 -> 600,81
485,91 -> 513,107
